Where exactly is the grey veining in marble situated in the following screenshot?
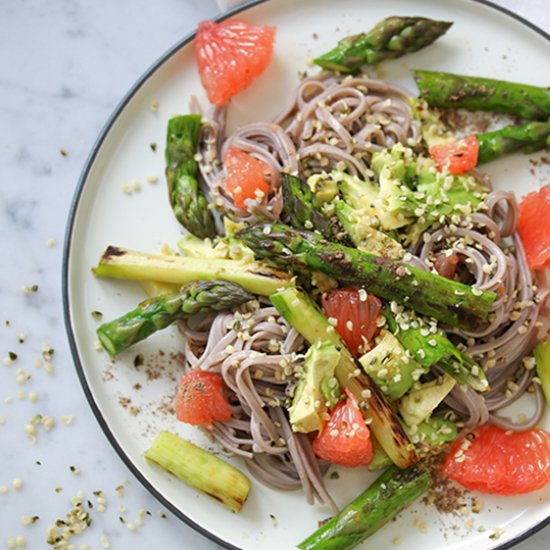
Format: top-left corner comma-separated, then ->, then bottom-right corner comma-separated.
0,0 -> 548,549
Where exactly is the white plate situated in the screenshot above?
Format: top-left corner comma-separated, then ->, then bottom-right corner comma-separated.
63,0 -> 550,548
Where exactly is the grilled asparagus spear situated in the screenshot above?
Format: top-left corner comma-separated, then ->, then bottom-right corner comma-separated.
383,309 -> 489,391
282,173 -> 339,240
238,224 -> 496,331
297,463 -> 432,549
145,431 -> 251,513
414,70 -> 550,120
477,119 -> 550,163
93,245 -> 291,296
96,280 -> 253,356
315,17 -> 452,73
165,114 -> 216,238
411,97 -> 550,162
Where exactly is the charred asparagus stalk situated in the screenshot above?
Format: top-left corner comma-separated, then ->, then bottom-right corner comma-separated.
477,119 -> 550,163
165,115 -> 216,238
297,463 -> 432,549
93,245 -> 291,296
414,70 -> 550,120
282,173 -> 339,240
144,431 -> 251,513
96,280 -> 253,356
270,286 -> 418,469
315,17 -> 452,73
238,224 -> 496,331
383,309 -> 489,391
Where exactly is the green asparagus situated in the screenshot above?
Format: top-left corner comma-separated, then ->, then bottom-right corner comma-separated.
315,17 -> 452,73
411,97 -> 550,162
297,463 -> 432,549
282,173 -> 339,240
414,70 -> 550,120
96,280 -> 252,356
477,119 -> 550,163
93,245 -> 291,296
145,431 -> 251,512
165,115 -> 216,238
383,310 -> 489,391
238,224 -> 496,331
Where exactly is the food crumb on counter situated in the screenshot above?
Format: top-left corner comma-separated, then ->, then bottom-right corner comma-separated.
12,478 -> 23,491
61,415 -> 75,425
20,284 -> 39,294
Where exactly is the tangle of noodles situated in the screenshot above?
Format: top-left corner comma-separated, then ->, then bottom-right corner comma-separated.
178,301 -> 337,511
185,74 -> 550,506
411,189 -> 549,430
193,73 -> 421,223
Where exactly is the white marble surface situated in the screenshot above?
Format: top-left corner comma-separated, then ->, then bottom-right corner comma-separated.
0,0 -> 548,548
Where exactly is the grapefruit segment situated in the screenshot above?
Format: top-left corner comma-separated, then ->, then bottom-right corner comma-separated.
195,19 -> 276,106
223,147 -> 271,209
175,370 -> 232,425
442,423 -> 550,495
518,186 -> 550,270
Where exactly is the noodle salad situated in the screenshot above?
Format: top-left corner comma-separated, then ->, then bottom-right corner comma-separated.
93,15 -> 550,549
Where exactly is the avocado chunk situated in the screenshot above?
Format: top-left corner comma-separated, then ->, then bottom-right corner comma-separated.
307,173 -> 339,204
320,374 -> 341,409
223,217 -> 247,237
359,330 -> 426,400
177,232 -> 254,263
177,234 -> 215,258
370,143 -> 487,243
337,170 -> 410,230
533,342 -> 550,407
288,341 -> 341,433
368,440 -> 392,471
335,201 -> 404,260
404,416 -> 458,448
409,97 -> 454,149
399,374 -> 456,426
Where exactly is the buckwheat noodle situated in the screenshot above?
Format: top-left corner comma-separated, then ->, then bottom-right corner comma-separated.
193,73 -> 420,223
186,75 -> 549,505
179,302 -> 337,510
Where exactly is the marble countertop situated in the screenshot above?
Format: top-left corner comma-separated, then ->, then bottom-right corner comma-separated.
0,0 -> 548,548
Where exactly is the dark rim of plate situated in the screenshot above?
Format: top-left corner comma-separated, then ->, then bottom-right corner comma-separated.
62,0 -> 550,549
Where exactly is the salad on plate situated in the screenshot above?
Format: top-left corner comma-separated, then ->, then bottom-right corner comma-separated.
91,14 -> 550,549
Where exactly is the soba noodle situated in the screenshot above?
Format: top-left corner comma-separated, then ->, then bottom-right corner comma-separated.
193,73 -> 421,223
185,73 -> 549,504
179,302 -> 337,510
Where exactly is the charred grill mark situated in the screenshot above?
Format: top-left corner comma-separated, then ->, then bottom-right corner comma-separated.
355,370 -> 418,464
103,245 -> 127,259
251,269 -> 289,281
204,491 -> 226,504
